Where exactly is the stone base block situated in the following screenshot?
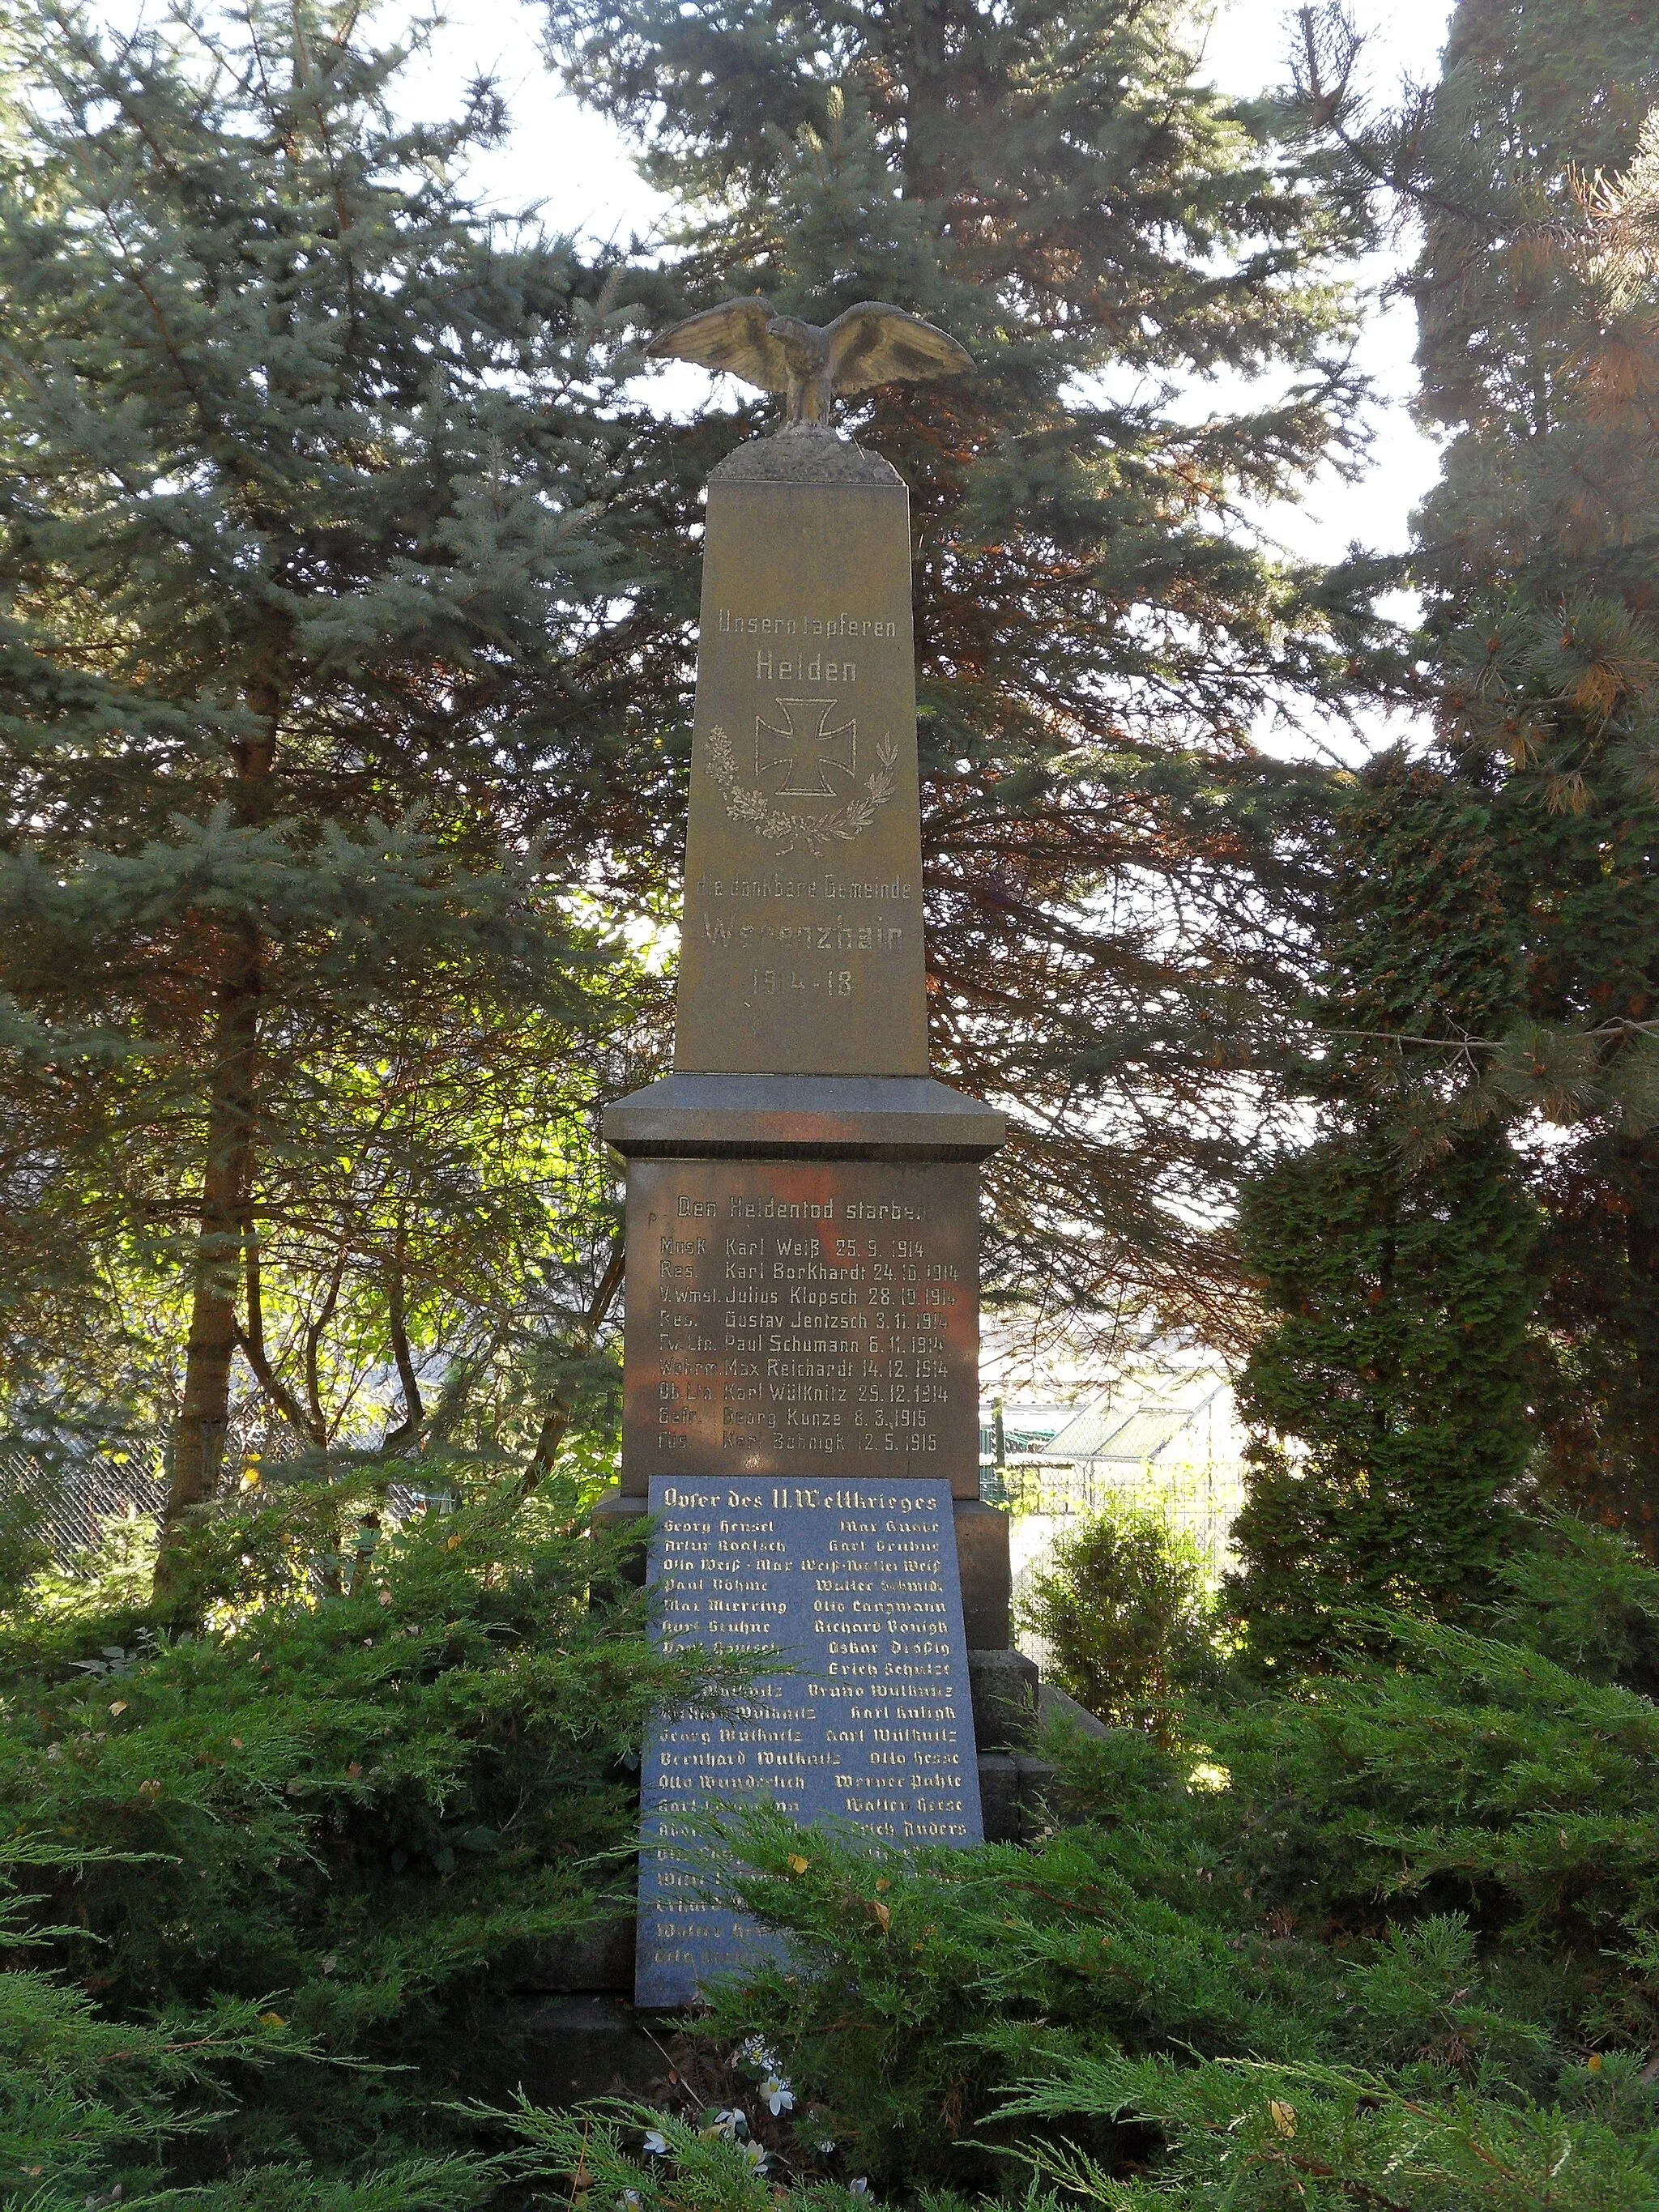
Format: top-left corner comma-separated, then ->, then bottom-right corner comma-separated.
953,1500 -> 1010,1647
1037,1681 -> 1113,1741
967,1647 -> 1039,1748
976,1751 -> 1056,1845
591,1485 -> 650,1583
500,1993 -> 663,2102
518,1912 -> 637,1994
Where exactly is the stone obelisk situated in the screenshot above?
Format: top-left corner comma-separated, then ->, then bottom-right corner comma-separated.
595,299 -> 1029,2007
672,437 -> 928,1076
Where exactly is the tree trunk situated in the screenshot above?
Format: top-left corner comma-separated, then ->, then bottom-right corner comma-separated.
382,1224 -> 425,1454
522,1237 -> 625,1494
155,674 -> 279,1599
155,922 -> 263,1594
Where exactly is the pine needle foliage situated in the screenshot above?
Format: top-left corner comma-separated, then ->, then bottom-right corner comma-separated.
1410,6 -> 1659,1543
0,0 -> 661,1565
0,1470 -> 744,2176
1226,758 -> 1539,1661
0,1836 -> 491,2212
537,0 -> 1403,1339
586,1519 -> 1659,2208
1227,1123 -> 1537,1664
1282,0 -> 1659,1545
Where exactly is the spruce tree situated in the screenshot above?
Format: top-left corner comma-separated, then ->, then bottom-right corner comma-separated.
538,0 -> 1394,1336
1405,2 -> 1659,1544
0,0 -> 655,1576
1237,0 -> 1659,1612
1227,757 -> 1539,1662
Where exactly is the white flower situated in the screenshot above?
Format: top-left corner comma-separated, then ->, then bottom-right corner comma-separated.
706,2109 -> 748,2139
759,2077 -> 795,2117
621,2193 -> 642,2207
817,2142 -> 836,2157
736,2035 -> 779,2075
848,2181 -> 871,2197
642,2132 -> 667,2157
738,2142 -> 768,2173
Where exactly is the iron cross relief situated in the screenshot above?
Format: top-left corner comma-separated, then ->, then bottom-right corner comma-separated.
755,697 -> 857,796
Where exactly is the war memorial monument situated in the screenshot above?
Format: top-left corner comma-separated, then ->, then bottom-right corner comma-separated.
591,297 -> 1044,2008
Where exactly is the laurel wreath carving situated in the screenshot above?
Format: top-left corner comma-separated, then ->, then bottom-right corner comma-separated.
705,725 -> 899,857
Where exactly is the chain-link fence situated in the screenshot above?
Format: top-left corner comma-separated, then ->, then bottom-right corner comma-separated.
0,1442 -> 169,1565
0,1439 -> 461,1576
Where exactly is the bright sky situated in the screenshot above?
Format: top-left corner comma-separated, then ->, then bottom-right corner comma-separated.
399,1 -> 1463,1390
399,0 -> 1460,579
1201,2 -> 1456,582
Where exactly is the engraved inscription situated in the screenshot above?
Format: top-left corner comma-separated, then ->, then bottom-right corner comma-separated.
704,722 -> 898,859
717,607 -> 898,639
755,695 -> 857,793
696,870 -> 915,1000
622,1161 -> 979,1497
676,477 -> 928,1074
705,596 -> 898,854
634,1477 -> 981,2006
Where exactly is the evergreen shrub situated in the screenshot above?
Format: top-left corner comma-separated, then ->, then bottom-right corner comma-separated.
0,1468 -> 740,2184
569,1516 -> 1659,2210
1014,1502 -> 1221,1742
1230,1116 -> 1537,1667
0,1838 -> 489,2212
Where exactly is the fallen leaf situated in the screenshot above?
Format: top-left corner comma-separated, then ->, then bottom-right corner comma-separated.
109,1701 -> 127,1717
787,1855 -> 810,1875
229,1737 -> 244,1750
346,1762 -> 363,1779
1269,2101 -> 1296,2139
258,2011 -> 286,2028
871,1900 -> 890,1933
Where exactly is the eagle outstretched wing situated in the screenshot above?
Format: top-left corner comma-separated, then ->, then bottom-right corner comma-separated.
825,302 -> 974,394
645,296 -> 789,391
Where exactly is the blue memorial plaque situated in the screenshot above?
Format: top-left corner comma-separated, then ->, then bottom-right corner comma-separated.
634,1475 -> 982,2007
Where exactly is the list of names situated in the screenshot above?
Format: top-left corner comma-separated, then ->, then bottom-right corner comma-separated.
622,1161 -> 979,1494
634,1477 -> 983,2007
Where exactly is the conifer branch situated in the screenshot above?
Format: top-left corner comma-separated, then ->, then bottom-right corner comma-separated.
235,1228 -> 325,1447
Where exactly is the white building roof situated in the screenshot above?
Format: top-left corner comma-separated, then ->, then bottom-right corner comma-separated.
1041,1368 -> 1241,1466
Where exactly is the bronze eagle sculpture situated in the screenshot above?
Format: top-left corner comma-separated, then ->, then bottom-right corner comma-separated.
646,296 -> 973,428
